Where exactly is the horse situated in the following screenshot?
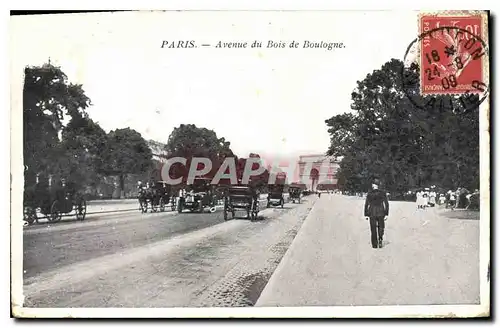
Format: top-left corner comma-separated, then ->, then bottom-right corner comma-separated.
138,186 -> 157,213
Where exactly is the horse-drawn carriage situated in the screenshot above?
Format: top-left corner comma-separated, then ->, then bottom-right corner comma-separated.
289,186 -> 302,204
23,180 -> 87,225
177,177 -> 217,214
223,184 -> 260,221
138,181 -> 176,213
267,184 -> 285,208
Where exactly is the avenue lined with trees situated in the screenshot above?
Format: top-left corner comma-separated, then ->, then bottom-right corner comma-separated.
23,63 -> 274,200
24,59 -> 480,199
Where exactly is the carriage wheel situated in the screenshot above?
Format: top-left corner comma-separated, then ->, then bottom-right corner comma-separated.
251,210 -> 257,221
250,200 -> 256,221
247,200 -> 252,220
254,201 -> 259,220
140,200 -> 147,213
24,206 -> 37,225
159,198 -> 165,212
49,200 -> 62,222
223,199 -> 229,220
76,199 -> 87,221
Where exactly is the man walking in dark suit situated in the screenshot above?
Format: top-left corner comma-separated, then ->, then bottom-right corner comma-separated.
364,178 -> 389,248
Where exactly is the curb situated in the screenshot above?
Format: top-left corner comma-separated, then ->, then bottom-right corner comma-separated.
85,208 -> 139,215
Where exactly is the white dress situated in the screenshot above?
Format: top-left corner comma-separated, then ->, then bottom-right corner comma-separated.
429,191 -> 436,205
416,192 -> 423,207
422,193 -> 429,207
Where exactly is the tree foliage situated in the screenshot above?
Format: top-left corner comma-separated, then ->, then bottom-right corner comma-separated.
326,59 -> 479,192
100,128 -> 153,193
58,116 -> 107,191
165,124 -> 236,182
23,63 -> 91,186
166,124 -> 234,158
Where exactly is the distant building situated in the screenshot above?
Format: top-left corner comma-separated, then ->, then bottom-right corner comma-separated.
297,154 -> 339,191
147,140 -> 168,163
145,140 -> 169,181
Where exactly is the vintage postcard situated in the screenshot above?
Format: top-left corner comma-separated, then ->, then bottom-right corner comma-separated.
10,10 -> 490,318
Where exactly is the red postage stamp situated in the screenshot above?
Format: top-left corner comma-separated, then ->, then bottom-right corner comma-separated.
419,13 -> 487,95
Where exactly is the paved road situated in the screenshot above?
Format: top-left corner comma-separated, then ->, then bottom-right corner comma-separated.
22,196 -> 316,307
24,209 -> 225,279
257,194 -> 480,306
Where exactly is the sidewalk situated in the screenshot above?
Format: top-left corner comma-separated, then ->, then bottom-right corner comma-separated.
85,199 -> 139,214
87,194 -> 272,213
51,193 -> 279,215
256,194 -> 480,306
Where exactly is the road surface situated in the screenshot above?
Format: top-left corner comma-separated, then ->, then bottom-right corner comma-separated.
23,196 -> 316,307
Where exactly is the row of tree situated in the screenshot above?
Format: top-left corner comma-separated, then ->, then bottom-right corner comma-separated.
325,59 -> 480,193
24,63 -> 156,198
23,63 -> 281,199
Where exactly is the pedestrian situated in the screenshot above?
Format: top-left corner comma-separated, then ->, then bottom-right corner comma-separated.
439,193 -> 446,205
447,190 -> 456,209
429,188 -> 436,207
422,188 -> 429,208
364,178 -> 389,249
457,188 -> 469,209
416,189 -> 425,209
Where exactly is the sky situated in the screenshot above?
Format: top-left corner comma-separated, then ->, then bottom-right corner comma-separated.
11,11 -> 417,160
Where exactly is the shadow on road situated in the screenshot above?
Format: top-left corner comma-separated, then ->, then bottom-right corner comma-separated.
439,209 -> 480,221
229,215 -> 265,221
23,208 -> 176,229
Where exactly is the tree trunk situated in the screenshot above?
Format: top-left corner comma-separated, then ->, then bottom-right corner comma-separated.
119,174 -> 126,199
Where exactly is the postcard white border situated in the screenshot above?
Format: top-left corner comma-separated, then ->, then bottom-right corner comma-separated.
9,7 -> 491,319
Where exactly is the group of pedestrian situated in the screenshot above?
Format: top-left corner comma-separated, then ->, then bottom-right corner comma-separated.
445,188 -> 479,210
415,187 -> 437,209
412,186 -> 479,210
361,179 -> 480,250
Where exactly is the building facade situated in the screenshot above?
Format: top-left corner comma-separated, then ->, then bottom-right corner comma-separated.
148,139 -> 169,163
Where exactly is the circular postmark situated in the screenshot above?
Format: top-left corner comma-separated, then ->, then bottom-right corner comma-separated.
401,24 -> 489,114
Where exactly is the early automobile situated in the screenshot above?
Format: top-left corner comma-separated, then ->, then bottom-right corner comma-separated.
223,184 -> 260,221
177,178 -> 217,213
267,184 -> 285,208
289,186 -> 302,204
23,179 -> 87,225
